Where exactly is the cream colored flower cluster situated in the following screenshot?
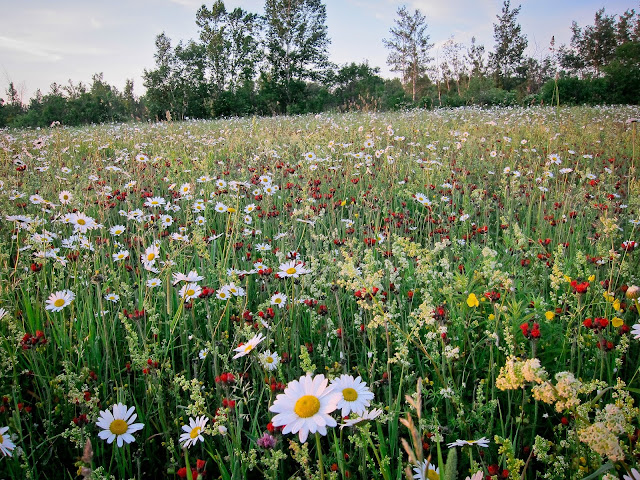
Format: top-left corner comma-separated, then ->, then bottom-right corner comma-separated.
496,356 -> 548,391
532,372 -> 582,412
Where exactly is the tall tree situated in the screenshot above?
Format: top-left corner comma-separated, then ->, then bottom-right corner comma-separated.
262,0 -> 331,113
466,37 -> 486,78
143,32 -> 177,120
383,6 -> 433,102
196,1 -> 261,93
489,0 -> 528,88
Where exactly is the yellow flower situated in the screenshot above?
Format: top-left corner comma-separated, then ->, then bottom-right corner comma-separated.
613,299 -> 622,312
488,314 -> 495,321
340,200 -> 347,206
545,311 -> 555,321
227,207 -> 236,213
612,317 -> 624,328
588,274 -> 596,282
564,275 -> 572,282
603,292 -> 615,302
467,293 -> 479,308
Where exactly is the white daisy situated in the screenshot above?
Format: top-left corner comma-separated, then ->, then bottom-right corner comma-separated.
112,250 -> 129,262
146,278 -> 162,288
329,374 -> 374,417
270,292 -> 287,309
45,290 -> 75,312
179,283 -> 202,302
0,426 -> 16,457
110,225 -> 126,236
631,323 -> 640,340
58,190 -> 73,205
278,260 -> 311,278
232,333 -> 265,359
340,408 -> 383,429
413,459 -> 439,480
179,416 -> 209,448
96,403 -> 144,447
259,350 -> 280,371
104,293 -> 120,303
269,373 -> 341,443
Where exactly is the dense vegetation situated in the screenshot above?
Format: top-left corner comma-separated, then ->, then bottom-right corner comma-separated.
0,105 -> 639,479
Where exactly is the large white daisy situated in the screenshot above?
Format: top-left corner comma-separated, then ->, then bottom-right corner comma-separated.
329,374 -> 374,417
269,373 -> 340,443
96,403 -> 144,447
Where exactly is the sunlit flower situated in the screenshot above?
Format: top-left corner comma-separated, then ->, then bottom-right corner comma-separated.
109,225 -> 126,236
104,293 -> 120,303
278,260 -> 311,278
142,244 -> 159,264
146,278 -> 162,288
45,290 -> 75,312
179,283 -> 202,302
413,459 -> 439,480
447,437 -> 490,448
112,250 -> 129,262
340,408 -> 383,428
466,293 -> 479,308
96,403 -> 144,447
270,292 -> 287,309
172,270 -> 204,285
58,190 -> 73,204
179,416 -> 208,448
259,350 -> 280,371
329,374 -> 374,417
269,373 -> 340,443
232,333 -> 265,359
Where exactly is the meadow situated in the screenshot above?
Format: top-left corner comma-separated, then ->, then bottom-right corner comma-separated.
0,105 -> 639,480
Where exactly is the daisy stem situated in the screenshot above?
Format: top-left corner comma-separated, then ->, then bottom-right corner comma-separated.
185,448 -> 193,480
315,431 -> 325,480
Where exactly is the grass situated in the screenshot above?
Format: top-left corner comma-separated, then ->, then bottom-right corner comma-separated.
0,105 -> 639,479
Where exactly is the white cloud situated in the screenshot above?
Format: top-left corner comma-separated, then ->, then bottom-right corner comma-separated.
0,36 -> 63,62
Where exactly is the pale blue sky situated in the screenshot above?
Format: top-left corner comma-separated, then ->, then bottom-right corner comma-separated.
0,0 -> 636,101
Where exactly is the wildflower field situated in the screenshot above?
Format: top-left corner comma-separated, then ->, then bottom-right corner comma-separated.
1,106 -> 640,480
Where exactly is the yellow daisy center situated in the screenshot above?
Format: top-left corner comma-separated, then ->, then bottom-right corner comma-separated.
294,395 -> 321,418
427,470 -> 440,480
266,357 -> 274,363
54,298 -> 65,307
286,267 -> 297,275
115,230 -> 122,234
109,419 -> 128,435
77,218 -> 86,225
274,298 -> 281,303
147,253 -> 155,261
342,388 -> 358,402
186,289 -> 195,297
189,427 -> 201,439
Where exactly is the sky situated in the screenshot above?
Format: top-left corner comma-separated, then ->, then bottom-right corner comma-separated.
0,0 -> 637,101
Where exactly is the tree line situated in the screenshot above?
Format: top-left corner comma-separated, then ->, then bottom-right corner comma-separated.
1,0 -> 639,128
